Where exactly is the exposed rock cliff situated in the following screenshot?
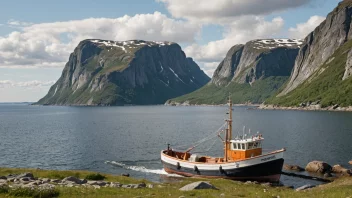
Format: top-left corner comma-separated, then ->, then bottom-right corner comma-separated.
267,1 -> 352,108
279,0 -> 352,95
166,39 -> 301,105
36,39 -> 210,106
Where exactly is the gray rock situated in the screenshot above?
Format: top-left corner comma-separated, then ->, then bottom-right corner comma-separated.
147,184 -> 154,188
295,184 -> 315,191
305,161 -> 332,174
0,179 -> 7,184
0,176 -> 7,180
109,183 -> 122,188
343,49 -> 352,80
50,179 -> 61,183
179,181 -> 218,191
211,40 -> 299,86
280,2 -> 352,95
17,173 -> 34,179
62,176 -> 83,184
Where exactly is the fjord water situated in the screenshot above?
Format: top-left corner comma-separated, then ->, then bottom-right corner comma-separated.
1,104 -> 352,187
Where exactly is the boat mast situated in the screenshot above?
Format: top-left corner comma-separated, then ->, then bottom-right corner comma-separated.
224,96 -> 232,162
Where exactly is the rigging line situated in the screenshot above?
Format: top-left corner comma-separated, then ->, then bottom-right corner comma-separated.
173,122 -> 227,149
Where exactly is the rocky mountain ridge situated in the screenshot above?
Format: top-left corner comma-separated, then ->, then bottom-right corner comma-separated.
268,0 -> 352,108
36,39 -> 210,106
166,38 -> 301,105
279,0 -> 352,96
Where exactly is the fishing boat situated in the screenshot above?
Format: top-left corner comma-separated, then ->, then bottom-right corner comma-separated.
160,98 -> 285,182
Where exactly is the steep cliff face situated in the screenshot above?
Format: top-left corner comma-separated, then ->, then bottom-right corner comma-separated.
210,45 -> 244,86
37,39 -> 210,106
166,39 -> 301,105
279,0 -> 352,95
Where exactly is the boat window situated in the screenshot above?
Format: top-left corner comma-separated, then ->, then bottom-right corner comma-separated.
257,142 -> 261,148
242,143 -> 245,150
248,142 -> 254,149
233,143 -> 237,149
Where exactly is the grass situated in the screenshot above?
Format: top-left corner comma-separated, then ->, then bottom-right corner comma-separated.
169,76 -> 288,105
267,39 -> 352,107
1,167 -> 352,197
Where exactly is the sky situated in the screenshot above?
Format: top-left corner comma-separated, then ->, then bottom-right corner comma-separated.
0,0 -> 341,102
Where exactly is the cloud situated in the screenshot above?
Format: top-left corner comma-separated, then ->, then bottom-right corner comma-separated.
158,0 -> 312,23
7,19 -> 33,27
0,12 -> 200,68
0,80 -> 55,88
288,15 -> 325,38
185,16 -> 284,64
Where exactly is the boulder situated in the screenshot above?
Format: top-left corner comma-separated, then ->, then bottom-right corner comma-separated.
295,184 -> 315,191
305,161 -> 332,174
283,164 -> 304,172
332,164 -> 352,175
0,176 -> 7,180
62,176 -> 82,184
179,181 -> 218,191
0,179 -> 7,184
17,173 -> 34,179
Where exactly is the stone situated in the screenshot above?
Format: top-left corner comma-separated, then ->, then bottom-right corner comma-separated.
305,161 -> 332,174
283,164 -> 304,172
17,172 -> 34,179
122,173 -> 130,177
50,179 -> 61,183
179,181 -> 218,191
87,181 -> 98,185
92,185 -> 101,189
332,164 -> 352,175
349,160 -> 352,165
62,176 -> 83,184
0,176 -> 7,180
295,184 -> 315,191
147,184 -> 154,188
0,179 -> 7,184
110,183 -> 122,188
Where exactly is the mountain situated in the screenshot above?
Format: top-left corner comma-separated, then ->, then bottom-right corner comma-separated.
267,0 -> 352,108
166,39 -> 302,105
36,39 -> 210,106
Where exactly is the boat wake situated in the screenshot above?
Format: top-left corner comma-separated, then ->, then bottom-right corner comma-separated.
105,161 -> 182,177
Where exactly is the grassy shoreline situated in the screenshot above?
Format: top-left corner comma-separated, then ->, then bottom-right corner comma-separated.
1,167 -> 352,197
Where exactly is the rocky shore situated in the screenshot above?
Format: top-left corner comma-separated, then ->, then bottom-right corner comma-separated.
0,167 -> 351,198
259,104 -> 352,112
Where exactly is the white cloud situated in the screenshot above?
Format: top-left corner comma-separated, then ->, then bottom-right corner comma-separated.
0,80 -> 55,88
288,15 -> 325,38
185,16 -> 285,63
158,0 -> 312,23
7,19 -> 33,27
0,12 -> 200,68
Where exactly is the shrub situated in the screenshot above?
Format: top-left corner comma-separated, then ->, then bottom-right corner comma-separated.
85,173 -> 106,180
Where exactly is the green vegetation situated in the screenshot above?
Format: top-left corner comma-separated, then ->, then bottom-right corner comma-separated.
1,167 -> 352,198
84,173 -> 106,181
267,40 -> 352,107
7,187 -> 59,198
169,76 -> 288,105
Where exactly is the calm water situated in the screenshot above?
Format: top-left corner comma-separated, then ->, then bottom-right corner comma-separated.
1,104 -> 352,187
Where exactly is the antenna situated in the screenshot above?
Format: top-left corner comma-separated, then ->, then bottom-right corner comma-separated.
242,126 -> 245,140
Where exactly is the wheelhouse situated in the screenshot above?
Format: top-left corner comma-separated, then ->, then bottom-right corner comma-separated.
226,135 -> 264,161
